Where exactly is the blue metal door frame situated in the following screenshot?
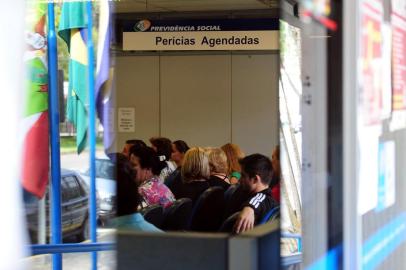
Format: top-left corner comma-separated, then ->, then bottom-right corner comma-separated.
31,2 -> 114,270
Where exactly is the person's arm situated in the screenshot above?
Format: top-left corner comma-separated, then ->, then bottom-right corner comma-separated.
233,206 -> 255,234
234,193 -> 278,233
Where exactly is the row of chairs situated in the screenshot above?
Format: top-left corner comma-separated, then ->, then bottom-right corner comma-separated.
140,186 -> 280,233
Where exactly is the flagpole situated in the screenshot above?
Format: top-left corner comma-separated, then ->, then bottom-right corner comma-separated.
86,1 -> 98,270
47,3 -> 62,270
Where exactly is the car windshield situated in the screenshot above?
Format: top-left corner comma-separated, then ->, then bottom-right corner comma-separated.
86,159 -> 115,179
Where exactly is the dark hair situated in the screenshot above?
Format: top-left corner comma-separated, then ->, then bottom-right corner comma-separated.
109,153 -> 142,216
149,137 -> 172,161
239,154 -> 273,185
130,146 -> 166,176
129,143 -> 146,157
173,140 -> 190,154
126,139 -> 147,148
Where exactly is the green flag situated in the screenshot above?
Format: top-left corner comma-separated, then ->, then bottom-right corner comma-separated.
58,1 -> 88,154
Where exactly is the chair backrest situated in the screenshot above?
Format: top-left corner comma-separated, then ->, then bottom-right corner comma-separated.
218,212 -> 240,233
224,184 -> 239,203
259,206 -> 280,225
162,198 -> 193,231
189,186 -> 225,232
223,184 -> 251,221
140,204 -> 164,228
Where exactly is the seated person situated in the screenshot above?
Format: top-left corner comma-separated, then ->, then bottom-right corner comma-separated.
109,153 -> 162,232
129,146 -> 175,208
165,140 -> 190,189
171,147 -> 210,204
122,139 -> 147,158
270,145 -> 281,203
233,154 -> 279,234
150,137 -> 177,182
206,147 -> 231,190
221,143 -> 245,184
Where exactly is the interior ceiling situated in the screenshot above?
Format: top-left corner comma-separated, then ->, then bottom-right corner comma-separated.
114,0 -> 279,13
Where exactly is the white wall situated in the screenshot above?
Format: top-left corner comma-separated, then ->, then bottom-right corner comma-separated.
160,55 -> 232,147
114,53 -> 278,156
114,56 -> 160,150
232,54 -> 279,154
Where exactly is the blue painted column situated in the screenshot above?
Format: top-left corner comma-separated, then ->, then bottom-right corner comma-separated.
86,1 -> 98,270
47,3 -> 62,270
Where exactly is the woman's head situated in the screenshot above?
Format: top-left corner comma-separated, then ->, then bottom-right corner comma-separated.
110,153 -> 142,217
122,139 -> 147,157
129,146 -> 166,183
221,143 -> 245,174
181,147 -> 210,183
149,137 -> 172,161
171,140 -> 190,166
206,147 -> 228,175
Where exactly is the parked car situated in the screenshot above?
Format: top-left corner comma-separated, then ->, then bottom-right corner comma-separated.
24,169 -> 89,243
80,158 -> 116,225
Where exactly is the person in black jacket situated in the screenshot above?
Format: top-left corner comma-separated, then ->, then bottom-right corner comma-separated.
233,153 -> 279,234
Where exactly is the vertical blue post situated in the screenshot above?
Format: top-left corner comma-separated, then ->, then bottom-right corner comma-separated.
47,3 -> 62,270
86,1 -> 98,270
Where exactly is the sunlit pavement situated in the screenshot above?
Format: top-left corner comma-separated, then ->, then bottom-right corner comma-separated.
61,150 -> 106,172
23,228 -> 116,270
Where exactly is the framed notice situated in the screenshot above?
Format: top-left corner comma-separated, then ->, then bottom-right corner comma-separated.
118,107 -> 135,132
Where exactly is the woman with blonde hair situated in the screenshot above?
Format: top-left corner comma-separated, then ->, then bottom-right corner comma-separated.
221,143 -> 245,184
206,147 -> 231,190
171,147 -> 210,204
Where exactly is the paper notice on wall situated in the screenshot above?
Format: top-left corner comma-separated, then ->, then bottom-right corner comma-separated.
358,125 -> 381,215
118,107 -> 135,132
376,141 -> 396,212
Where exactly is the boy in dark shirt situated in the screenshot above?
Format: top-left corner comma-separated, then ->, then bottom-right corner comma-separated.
233,153 -> 279,234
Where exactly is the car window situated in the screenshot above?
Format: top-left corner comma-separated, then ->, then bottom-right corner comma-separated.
61,180 -> 69,202
62,176 -> 81,201
76,176 -> 88,196
86,159 -> 115,179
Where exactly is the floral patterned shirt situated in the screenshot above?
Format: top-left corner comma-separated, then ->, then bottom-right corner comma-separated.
139,176 -> 175,208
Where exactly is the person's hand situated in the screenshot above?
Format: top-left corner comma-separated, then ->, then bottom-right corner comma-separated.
233,207 -> 255,234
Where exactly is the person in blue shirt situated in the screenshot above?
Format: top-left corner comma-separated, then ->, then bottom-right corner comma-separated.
108,153 -> 162,232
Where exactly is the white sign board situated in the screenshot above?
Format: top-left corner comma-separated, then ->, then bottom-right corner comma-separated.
122,18 -> 279,51
123,30 -> 279,51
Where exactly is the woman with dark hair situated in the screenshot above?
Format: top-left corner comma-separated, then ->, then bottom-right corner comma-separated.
129,146 -> 175,208
149,137 -> 177,181
109,153 -> 161,231
171,140 -> 190,167
165,140 -> 190,189
122,139 -> 147,158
